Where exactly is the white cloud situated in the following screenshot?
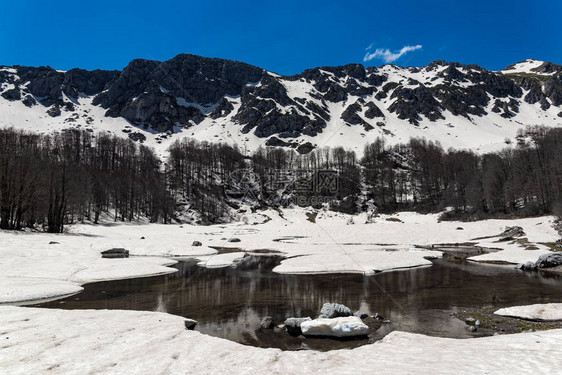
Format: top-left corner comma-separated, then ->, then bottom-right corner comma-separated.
363,45 -> 422,63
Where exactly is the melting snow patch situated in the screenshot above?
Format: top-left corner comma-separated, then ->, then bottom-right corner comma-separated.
494,303 -> 562,321
301,316 -> 369,337
197,252 -> 246,268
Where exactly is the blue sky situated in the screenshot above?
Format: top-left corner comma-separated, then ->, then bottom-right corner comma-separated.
1,0 -> 560,75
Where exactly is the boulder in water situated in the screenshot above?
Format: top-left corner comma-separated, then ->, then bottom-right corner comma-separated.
373,313 -> 384,320
354,311 -> 369,320
319,303 -> 352,319
517,261 -> 538,271
284,317 -> 311,335
184,319 -> 197,330
535,253 -> 562,269
260,316 -> 275,330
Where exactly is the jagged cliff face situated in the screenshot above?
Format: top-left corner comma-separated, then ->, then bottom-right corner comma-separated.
1,55 -> 561,155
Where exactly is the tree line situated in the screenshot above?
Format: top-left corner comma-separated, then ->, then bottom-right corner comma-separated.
1,126 -> 561,231
0,128 -> 173,232
361,127 -> 562,220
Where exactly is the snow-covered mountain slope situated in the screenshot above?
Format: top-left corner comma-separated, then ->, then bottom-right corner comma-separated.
1,55 -> 562,157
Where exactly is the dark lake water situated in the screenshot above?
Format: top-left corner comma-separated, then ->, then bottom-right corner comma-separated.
35,255 -> 562,351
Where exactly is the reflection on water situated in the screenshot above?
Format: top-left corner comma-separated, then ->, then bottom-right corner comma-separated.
36,255 -> 562,351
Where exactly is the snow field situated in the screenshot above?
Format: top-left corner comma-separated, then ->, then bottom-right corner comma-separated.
1,306 -> 561,375
0,208 -> 558,305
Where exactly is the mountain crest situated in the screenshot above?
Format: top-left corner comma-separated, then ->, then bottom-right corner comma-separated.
1,54 -> 561,154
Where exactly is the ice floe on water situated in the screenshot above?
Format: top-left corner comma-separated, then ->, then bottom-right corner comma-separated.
273,249 -> 441,275
197,252 -> 246,268
495,303 -> 562,321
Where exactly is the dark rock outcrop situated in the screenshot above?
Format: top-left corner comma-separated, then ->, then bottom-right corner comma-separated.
17,66 -> 64,105
62,68 -> 119,98
209,97 -> 235,119
47,105 -> 61,117
389,85 -> 444,125
266,137 -> 298,148
1,87 -> 21,101
364,101 -> 384,119
341,102 -> 367,125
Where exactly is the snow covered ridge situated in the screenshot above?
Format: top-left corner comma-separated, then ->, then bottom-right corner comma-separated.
2,306 -> 562,375
501,59 -> 562,75
1,54 -> 562,157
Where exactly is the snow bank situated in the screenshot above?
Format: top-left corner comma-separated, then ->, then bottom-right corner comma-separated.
300,316 -> 369,337
495,303 -> 562,321
0,229 -> 182,304
0,277 -> 83,305
2,306 -> 562,375
69,257 -> 178,284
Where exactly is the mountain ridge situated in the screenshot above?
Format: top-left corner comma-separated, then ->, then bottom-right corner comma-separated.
1,55 -> 561,156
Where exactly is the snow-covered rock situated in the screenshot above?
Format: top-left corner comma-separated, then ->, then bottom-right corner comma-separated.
300,317 -> 369,338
